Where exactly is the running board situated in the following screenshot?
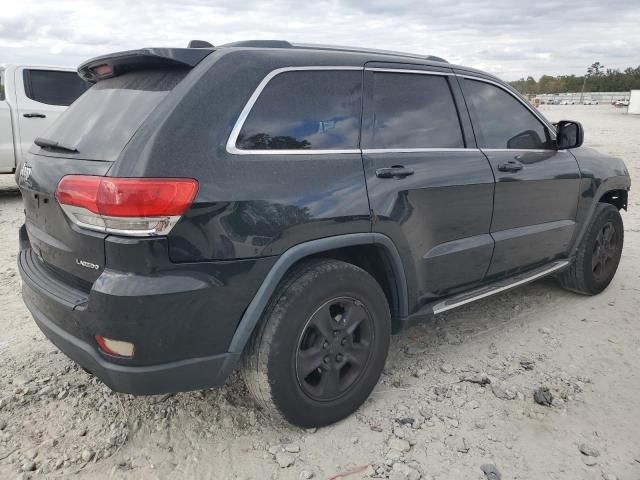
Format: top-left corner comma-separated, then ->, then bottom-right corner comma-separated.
431,260 -> 569,315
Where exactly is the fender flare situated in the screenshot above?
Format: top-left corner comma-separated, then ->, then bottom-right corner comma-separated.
226,233 -> 408,355
570,175 -> 631,256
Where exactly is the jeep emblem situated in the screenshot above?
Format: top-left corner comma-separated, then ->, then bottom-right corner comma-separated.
19,163 -> 32,185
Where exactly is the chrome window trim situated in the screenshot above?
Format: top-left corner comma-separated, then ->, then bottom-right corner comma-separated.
228,67 -> 555,155
226,66 -> 363,156
363,148 -> 480,154
457,74 -> 557,138
228,148 -> 361,156
482,148 -> 557,153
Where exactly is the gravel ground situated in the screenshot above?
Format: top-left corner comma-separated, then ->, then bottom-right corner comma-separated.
0,105 -> 639,480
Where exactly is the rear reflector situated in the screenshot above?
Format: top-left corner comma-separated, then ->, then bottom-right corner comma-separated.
95,335 -> 135,357
55,176 -> 198,236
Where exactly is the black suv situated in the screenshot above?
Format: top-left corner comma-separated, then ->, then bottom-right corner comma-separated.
16,41 -> 630,427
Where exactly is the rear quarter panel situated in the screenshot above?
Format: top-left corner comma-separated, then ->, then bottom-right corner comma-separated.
110,49 -> 371,261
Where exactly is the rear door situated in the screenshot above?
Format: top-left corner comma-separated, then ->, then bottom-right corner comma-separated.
14,67 -> 88,162
459,75 -> 581,279
362,64 -> 496,310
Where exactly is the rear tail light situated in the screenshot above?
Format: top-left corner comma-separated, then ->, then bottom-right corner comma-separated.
55,176 -> 198,237
95,335 -> 135,357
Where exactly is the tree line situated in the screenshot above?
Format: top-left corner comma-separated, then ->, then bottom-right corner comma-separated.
510,63 -> 640,94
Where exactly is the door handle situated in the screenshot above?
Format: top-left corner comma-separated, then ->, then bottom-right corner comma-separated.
497,160 -> 523,173
376,165 -> 415,179
23,113 -> 46,118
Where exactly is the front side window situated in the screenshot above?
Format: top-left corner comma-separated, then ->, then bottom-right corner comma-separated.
24,69 -> 89,106
236,70 -> 362,150
366,72 -> 464,149
464,79 -> 552,150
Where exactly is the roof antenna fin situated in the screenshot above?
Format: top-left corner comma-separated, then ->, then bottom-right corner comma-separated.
188,40 -> 214,48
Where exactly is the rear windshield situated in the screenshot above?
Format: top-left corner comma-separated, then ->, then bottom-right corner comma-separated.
37,68 -> 187,161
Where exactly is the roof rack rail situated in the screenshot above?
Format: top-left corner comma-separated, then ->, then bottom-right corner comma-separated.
220,40 -> 294,49
291,42 -> 448,63
215,40 -> 448,63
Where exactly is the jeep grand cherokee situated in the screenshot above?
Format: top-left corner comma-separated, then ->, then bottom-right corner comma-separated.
16,40 -> 630,427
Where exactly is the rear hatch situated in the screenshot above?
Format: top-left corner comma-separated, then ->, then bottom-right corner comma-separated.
18,48 -> 211,287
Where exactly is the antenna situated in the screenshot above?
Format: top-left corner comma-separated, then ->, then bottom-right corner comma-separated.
188,40 -> 214,48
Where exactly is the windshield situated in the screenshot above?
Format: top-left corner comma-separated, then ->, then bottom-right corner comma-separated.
36,68 -> 188,161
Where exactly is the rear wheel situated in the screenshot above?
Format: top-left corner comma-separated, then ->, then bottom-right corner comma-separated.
242,259 -> 391,427
560,203 -> 624,295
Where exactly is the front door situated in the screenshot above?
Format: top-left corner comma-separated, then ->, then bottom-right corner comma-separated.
361,64 -> 496,312
459,75 -> 581,279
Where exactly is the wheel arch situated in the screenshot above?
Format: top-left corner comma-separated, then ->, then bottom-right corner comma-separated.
570,175 -> 630,258
599,188 -> 628,210
227,233 -> 408,355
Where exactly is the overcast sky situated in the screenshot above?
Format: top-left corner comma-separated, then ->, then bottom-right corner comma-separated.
1,0 -> 639,80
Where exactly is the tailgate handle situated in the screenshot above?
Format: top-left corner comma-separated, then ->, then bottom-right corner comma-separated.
24,113 -> 46,118
376,165 -> 415,179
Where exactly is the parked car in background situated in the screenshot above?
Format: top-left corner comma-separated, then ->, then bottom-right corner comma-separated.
560,99 -> 576,105
614,99 -> 630,107
583,98 -> 599,105
0,65 -> 88,173
15,41 -> 630,427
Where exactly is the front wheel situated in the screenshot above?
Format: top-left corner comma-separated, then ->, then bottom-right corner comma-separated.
560,203 -> 624,295
242,259 -> 391,427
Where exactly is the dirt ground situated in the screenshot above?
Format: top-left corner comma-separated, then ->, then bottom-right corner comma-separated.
0,105 -> 639,480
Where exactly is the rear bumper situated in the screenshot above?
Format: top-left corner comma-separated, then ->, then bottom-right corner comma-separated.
17,227 -> 275,394
26,295 -> 238,394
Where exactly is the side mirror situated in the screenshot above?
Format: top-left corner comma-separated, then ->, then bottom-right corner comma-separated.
556,120 -> 584,149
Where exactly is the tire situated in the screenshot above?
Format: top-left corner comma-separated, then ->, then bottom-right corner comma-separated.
242,258 -> 391,427
560,203 -> 624,295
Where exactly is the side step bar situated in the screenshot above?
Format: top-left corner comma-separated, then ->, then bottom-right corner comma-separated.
431,260 -> 569,315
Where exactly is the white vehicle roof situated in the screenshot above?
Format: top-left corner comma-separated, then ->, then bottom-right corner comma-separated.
1,64 -> 77,73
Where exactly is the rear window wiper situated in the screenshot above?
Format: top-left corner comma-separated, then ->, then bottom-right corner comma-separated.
34,137 -> 79,153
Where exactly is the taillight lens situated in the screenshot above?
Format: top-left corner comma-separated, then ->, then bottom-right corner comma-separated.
55,176 -> 198,236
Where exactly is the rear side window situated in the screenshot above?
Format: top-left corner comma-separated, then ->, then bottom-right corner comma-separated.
365,72 -> 464,149
464,79 -> 552,150
38,69 -> 187,161
23,69 -> 89,106
236,70 -> 362,150
0,68 -> 5,101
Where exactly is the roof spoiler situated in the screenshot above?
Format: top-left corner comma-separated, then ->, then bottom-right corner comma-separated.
78,48 -> 214,83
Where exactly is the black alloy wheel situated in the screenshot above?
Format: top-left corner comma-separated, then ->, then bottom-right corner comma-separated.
295,297 -> 373,402
591,221 -> 620,283
242,259 -> 391,427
